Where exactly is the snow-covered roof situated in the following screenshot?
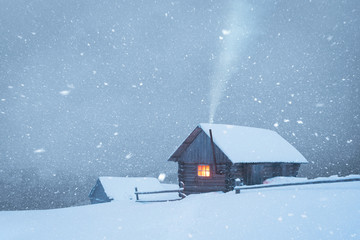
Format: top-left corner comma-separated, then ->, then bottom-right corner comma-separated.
169,123 -> 306,164
199,123 -> 307,163
98,177 -> 179,201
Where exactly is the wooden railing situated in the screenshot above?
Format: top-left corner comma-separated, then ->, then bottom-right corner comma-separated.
234,177 -> 360,194
134,182 -> 186,202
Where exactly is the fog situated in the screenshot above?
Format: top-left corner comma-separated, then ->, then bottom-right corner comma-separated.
0,0 -> 359,209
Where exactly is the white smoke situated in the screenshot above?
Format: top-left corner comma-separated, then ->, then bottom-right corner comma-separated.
209,2 -> 254,123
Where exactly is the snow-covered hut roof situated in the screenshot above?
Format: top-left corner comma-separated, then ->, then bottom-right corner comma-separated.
169,123 -> 308,164
98,177 -> 179,201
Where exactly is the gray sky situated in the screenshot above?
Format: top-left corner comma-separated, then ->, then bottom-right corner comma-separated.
1,0 -> 359,180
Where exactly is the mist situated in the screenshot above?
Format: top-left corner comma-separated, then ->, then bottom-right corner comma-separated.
0,0 -> 359,209
209,1 -> 255,123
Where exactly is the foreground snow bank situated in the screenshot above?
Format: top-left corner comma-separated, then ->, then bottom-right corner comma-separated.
0,175 -> 359,240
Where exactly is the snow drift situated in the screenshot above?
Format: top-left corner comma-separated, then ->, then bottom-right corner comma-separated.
0,175 -> 359,240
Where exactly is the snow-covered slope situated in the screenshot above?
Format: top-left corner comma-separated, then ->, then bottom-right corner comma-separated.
0,177 -> 359,240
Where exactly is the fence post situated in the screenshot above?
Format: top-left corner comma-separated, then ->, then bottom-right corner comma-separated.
179,181 -> 186,199
234,178 -> 241,194
135,187 -> 139,200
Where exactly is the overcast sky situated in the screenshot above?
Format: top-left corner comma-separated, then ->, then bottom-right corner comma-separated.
0,0 -> 359,180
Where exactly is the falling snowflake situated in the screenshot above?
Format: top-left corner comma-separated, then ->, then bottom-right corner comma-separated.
158,173 -> 166,182
34,148 -> 46,153
59,90 -> 70,96
222,29 -> 231,35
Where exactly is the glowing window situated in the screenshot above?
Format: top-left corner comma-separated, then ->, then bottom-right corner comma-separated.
198,165 -> 210,177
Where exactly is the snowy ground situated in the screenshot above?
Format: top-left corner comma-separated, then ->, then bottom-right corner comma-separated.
1,178 -> 359,240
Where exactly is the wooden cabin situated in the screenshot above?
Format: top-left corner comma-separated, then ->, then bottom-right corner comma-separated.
168,123 -> 308,194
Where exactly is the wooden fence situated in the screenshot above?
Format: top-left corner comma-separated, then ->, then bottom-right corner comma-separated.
134,182 -> 186,202
234,177 -> 360,194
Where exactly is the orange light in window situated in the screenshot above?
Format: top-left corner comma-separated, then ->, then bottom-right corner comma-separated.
198,165 -> 210,177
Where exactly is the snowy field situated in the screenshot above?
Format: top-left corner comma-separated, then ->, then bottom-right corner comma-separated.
1,178 -> 359,240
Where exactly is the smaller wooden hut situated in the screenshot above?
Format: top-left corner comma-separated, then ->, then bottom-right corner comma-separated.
168,123 -> 308,194
89,177 -> 161,203
89,177 -> 179,203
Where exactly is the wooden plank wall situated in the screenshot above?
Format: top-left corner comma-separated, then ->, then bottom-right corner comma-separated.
178,131 -> 231,164
89,180 -> 110,204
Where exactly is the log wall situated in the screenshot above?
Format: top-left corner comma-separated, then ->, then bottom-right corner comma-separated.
232,163 -> 301,185
178,162 -> 230,194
